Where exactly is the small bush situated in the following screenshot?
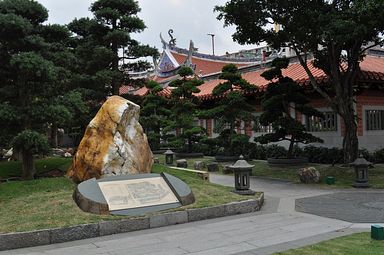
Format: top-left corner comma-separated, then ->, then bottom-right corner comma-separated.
373,148 -> 384,163
301,146 -> 343,164
265,145 -> 287,159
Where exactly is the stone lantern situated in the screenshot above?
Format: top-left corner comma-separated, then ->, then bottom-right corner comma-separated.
350,156 -> 372,188
164,148 -> 174,165
229,155 -> 255,195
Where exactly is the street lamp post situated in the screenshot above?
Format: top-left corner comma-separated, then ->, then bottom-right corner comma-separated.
207,33 -> 215,56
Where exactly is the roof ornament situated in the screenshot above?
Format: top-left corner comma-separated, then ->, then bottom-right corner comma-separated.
185,40 -> 194,67
168,29 -> 176,46
160,32 -> 167,49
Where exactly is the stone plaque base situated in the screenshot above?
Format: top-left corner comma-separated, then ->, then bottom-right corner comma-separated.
232,189 -> 256,196
73,173 -> 195,216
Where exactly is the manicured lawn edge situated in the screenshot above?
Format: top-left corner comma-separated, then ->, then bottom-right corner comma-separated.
0,195 -> 264,251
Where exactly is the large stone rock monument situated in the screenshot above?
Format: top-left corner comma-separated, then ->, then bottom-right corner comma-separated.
67,96 -> 153,183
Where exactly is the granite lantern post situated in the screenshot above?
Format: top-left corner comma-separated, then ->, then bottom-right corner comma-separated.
229,155 -> 255,195
350,156 -> 372,188
164,148 -> 174,165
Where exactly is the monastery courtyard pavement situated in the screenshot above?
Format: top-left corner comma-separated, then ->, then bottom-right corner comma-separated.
1,174 -> 383,255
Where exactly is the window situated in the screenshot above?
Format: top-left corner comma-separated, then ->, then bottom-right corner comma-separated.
366,110 -> 384,131
254,116 -> 273,133
306,112 -> 337,132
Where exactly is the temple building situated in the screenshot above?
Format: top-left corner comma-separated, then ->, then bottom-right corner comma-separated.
120,34 -> 384,151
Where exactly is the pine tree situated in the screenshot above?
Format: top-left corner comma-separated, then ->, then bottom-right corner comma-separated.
255,58 -> 323,158
0,0 -> 81,179
140,80 -> 170,150
168,67 -> 205,153
69,0 -> 158,98
201,64 -> 256,156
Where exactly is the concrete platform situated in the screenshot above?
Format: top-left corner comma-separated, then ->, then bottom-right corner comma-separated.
296,191 -> 384,222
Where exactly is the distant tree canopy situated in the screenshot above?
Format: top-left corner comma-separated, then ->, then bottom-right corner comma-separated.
255,58 -> 324,158
216,0 -> 384,163
0,0 -> 82,179
140,80 -> 171,150
167,67 -> 205,153
69,0 -> 158,97
200,64 -> 256,156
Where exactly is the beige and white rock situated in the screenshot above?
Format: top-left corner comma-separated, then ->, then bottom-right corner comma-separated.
298,167 -> 320,184
67,96 -> 153,183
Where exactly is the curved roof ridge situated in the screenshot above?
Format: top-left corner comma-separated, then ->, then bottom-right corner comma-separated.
169,45 -> 262,64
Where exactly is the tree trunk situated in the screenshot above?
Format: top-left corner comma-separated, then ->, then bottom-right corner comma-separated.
287,139 -> 294,159
341,113 -> 359,164
21,150 -> 35,180
50,123 -> 58,148
187,137 -> 192,153
111,20 -> 119,96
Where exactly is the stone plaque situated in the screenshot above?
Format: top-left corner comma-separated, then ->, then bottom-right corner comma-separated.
98,177 -> 179,211
73,173 -> 195,216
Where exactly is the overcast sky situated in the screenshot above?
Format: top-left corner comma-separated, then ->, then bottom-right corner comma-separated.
36,0 -> 257,56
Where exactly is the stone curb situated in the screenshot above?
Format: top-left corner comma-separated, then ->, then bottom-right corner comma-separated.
0,193 -> 263,251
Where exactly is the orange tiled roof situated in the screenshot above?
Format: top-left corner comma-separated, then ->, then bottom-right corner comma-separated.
194,56 -> 384,100
171,51 -> 250,76
132,86 -> 149,96
119,85 -> 134,95
126,55 -> 384,98
124,86 -> 173,97
359,56 -> 384,81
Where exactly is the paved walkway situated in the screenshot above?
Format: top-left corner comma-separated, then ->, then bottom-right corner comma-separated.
296,191 -> 384,222
1,174 -> 382,255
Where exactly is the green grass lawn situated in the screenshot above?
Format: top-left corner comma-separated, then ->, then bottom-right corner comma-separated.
274,232 -> 384,255
154,154 -> 216,169
0,158 -> 259,233
249,160 -> 384,189
0,157 -> 72,179
154,154 -> 384,188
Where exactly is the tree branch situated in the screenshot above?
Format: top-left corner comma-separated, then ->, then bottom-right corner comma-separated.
291,43 -> 333,105
360,39 -> 384,55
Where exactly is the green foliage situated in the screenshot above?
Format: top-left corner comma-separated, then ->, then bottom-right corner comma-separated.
301,146 -> 344,164
0,0 -> 87,177
167,67 -> 206,152
140,80 -> 170,150
202,64 -> 256,155
247,144 -> 288,160
255,58 -> 323,158
12,130 -> 50,155
216,0 -> 384,163
69,0 -> 158,96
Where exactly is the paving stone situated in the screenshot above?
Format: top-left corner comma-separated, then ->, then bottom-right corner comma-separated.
225,200 -> 260,215
189,242 -> 257,255
150,211 -> 188,228
50,223 -> 99,244
296,192 -> 384,223
0,230 -> 50,251
187,205 -> 226,222
99,218 -> 149,236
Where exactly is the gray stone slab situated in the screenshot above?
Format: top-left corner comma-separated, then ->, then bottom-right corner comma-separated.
187,205 -> 226,222
150,211 -> 188,228
99,217 -> 149,236
189,242 -> 257,255
0,230 -> 50,251
225,199 -> 262,216
49,223 -> 99,244
296,191 -> 384,223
